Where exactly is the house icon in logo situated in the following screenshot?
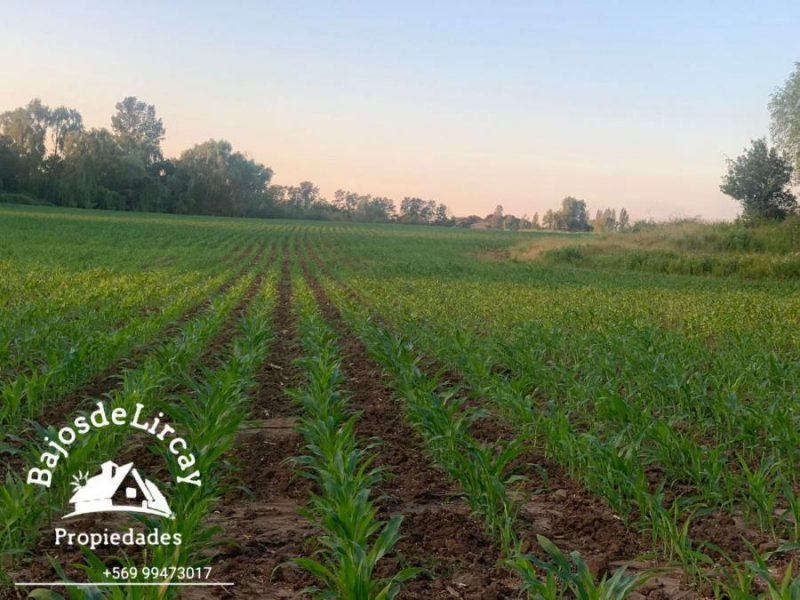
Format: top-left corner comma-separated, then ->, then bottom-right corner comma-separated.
65,461 -> 173,519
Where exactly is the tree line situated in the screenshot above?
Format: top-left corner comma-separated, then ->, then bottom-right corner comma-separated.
0,97 -> 454,224
0,96 -> 633,231
460,197 -> 631,232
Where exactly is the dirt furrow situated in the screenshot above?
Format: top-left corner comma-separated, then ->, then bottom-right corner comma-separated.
195,243 -> 314,599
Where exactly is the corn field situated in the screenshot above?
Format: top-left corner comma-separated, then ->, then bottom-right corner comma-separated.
1,204 -> 799,599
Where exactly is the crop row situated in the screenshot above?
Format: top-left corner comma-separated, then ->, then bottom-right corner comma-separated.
0,237 -> 265,429
0,251 -> 271,584
286,273 -> 418,598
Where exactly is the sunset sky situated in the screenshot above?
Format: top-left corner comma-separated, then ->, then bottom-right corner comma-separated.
2,1 -> 798,220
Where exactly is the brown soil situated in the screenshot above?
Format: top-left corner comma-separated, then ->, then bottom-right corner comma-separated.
193,243 -> 315,598
300,257 -> 520,599
466,416 -> 646,576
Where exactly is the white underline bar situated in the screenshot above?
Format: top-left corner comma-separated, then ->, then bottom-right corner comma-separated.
15,582 -> 235,587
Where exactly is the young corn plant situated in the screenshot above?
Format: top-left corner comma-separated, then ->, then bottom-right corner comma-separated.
287,278 -> 419,599
514,535 -> 654,600
741,543 -> 800,600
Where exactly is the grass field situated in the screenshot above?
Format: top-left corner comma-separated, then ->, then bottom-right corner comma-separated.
1,203 -> 799,599
512,219 -> 800,280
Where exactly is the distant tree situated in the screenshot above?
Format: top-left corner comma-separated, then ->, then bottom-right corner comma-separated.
491,204 -> 504,229
333,189 -> 360,215
531,212 -> 540,229
558,196 -> 591,231
335,190 -> 396,222
605,208 -> 616,230
369,196 -> 396,221
0,99 -> 50,160
48,106 -> 83,158
433,202 -> 450,225
720,138 -> 797,221
592,207 -> 617,232
618,208 -> 630,230
356,195 -> 395,222
0,135 -> 22,191
769,63 -> 800,179
111,97 -> 165,166
455,215 -> 483,228
542,209 -> 555,230
504,214 -> 520,231
287,181 -> 320,212
399,197 -> 431,223
59,128 -> 149,210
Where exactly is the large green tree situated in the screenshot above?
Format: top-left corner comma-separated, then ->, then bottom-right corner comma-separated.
769,63 -> 800,180
720,138 -> 797,221
557,196 -> 591,231
169,139 -> 273,216
48,106 -> 84,158
0,99 -> 85,197
0,99 -> 50,160
111,97 -> 165,166
59,128 -> 154,210
0,135 -> 22,191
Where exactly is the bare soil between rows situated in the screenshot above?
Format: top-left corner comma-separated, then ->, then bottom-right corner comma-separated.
190,243 -> 315,599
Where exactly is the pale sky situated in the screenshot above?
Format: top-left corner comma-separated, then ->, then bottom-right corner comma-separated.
2,1 -> 798,220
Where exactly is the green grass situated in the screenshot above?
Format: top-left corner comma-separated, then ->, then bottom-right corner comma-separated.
512,218 -> 800,279
0,192 -> 51,206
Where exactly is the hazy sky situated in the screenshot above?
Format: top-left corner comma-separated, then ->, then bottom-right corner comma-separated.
2,1 -> 798,220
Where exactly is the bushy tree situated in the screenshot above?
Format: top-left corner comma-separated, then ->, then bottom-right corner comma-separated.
399,197 -> 445,224
770,63 -> 800,180
591,208 -> 617,232
0,135 -> 22,191
59,128 -> 150,210
0,99 -> 50,160
559,196 -> 591,231
48,107 -> 83,158
169,139 -> 272,216
720,139 -> 797,221
490,204 -> 504,229
111,97 -> 165,166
